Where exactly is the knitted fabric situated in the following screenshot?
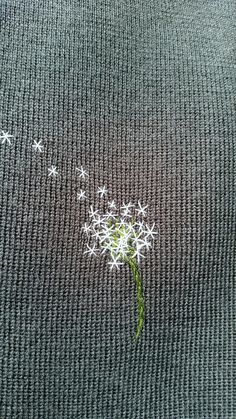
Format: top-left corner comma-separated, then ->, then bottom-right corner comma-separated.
0,1 -> 235,418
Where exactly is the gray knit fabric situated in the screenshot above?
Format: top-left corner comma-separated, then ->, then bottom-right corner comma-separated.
0,1 -> 235,418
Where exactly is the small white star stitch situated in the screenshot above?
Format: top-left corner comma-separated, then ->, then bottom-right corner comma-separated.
32,140 -> 43,153
108,200 -> 116,209
104,211 -> 117,220
136,201 -> 148,217
0,131 -> 14,145
122,209 -> 132,218
48,165 -> 58,177
108,259 -> 124,271
93,214 -> 106,226
143,223 -> 159,240
77,190 -> 87,201
82,222 -> 92,234
120,202 -> 134,218
84,244 -> 98,257
97,186 -> 108,198
136,220 -> 144,230
89,205 -> 99,219
92,231 -> 102,241
76,166 -> 89,179
121,202 -> 134,212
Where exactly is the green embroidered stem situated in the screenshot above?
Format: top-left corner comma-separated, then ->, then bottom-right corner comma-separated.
125,257 -> 144,340
106,217 -> 146,340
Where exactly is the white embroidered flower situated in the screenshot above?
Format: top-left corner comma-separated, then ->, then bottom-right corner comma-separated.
83,201 -> 158,268
82,200 -> 159,340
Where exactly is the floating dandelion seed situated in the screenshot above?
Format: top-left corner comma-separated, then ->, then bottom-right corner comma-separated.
108,200 -> 116,209
0,131 -> 14,145
82,222 -> 92,234
89,205 -> 99,218
83,201 -> 158,340
76,166 -> 89,179
121,202 -> 134,212
84,243 -> 98,257
48,165 -> 58,177
136,201 -> 148,216
97,186 -> 108,197
32,140 -> 43,153
77,190 -> 87,200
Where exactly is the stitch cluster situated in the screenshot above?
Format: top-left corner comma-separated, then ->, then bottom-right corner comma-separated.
82,202 -> 158,270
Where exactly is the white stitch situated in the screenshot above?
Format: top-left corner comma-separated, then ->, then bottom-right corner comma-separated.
135,201 -> 148,217
48,165 -> 58,177
0,131 -> 14,145
76,166 -> 89,179
77,190 -> 86,200
97,186 -> 108,198
120,202 -> 134,212
84,244 -> 98,257
108,259 -> 124,270
108,200 -> 116,209
32,140 -> 43,153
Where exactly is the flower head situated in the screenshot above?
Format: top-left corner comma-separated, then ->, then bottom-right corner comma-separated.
83,201 -> 158,268
82,199 -> 158,340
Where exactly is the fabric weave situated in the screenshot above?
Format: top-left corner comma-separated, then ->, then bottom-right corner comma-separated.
0,1 -> 235,418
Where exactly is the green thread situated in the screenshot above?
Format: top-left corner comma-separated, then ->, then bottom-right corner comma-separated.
125,257 -> 144,340
108,219 -> 145,340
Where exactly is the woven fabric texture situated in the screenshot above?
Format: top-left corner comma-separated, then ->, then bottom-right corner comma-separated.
0,1 -> 235,418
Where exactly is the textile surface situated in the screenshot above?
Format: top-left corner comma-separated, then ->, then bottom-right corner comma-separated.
0,1 -> 235,418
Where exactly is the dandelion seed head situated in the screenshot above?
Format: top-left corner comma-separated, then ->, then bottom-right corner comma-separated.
83,201 -> 158,268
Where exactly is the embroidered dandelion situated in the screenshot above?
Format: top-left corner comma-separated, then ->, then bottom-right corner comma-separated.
82,201 -> 158,340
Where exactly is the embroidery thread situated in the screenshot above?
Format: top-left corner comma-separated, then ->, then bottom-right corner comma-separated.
82,202 -> 158,340
32,140 -> 44,153
0,131 -> 14,145
77,190 -> 87,200
76,166 -> 89,179
48,165 -> 59,177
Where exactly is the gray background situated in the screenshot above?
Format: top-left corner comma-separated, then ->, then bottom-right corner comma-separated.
0,1 -> 235,417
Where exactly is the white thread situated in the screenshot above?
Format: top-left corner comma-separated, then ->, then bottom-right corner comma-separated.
48,165 -> 58,177
0,131 -> 14,145
32,140 -> 43,153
